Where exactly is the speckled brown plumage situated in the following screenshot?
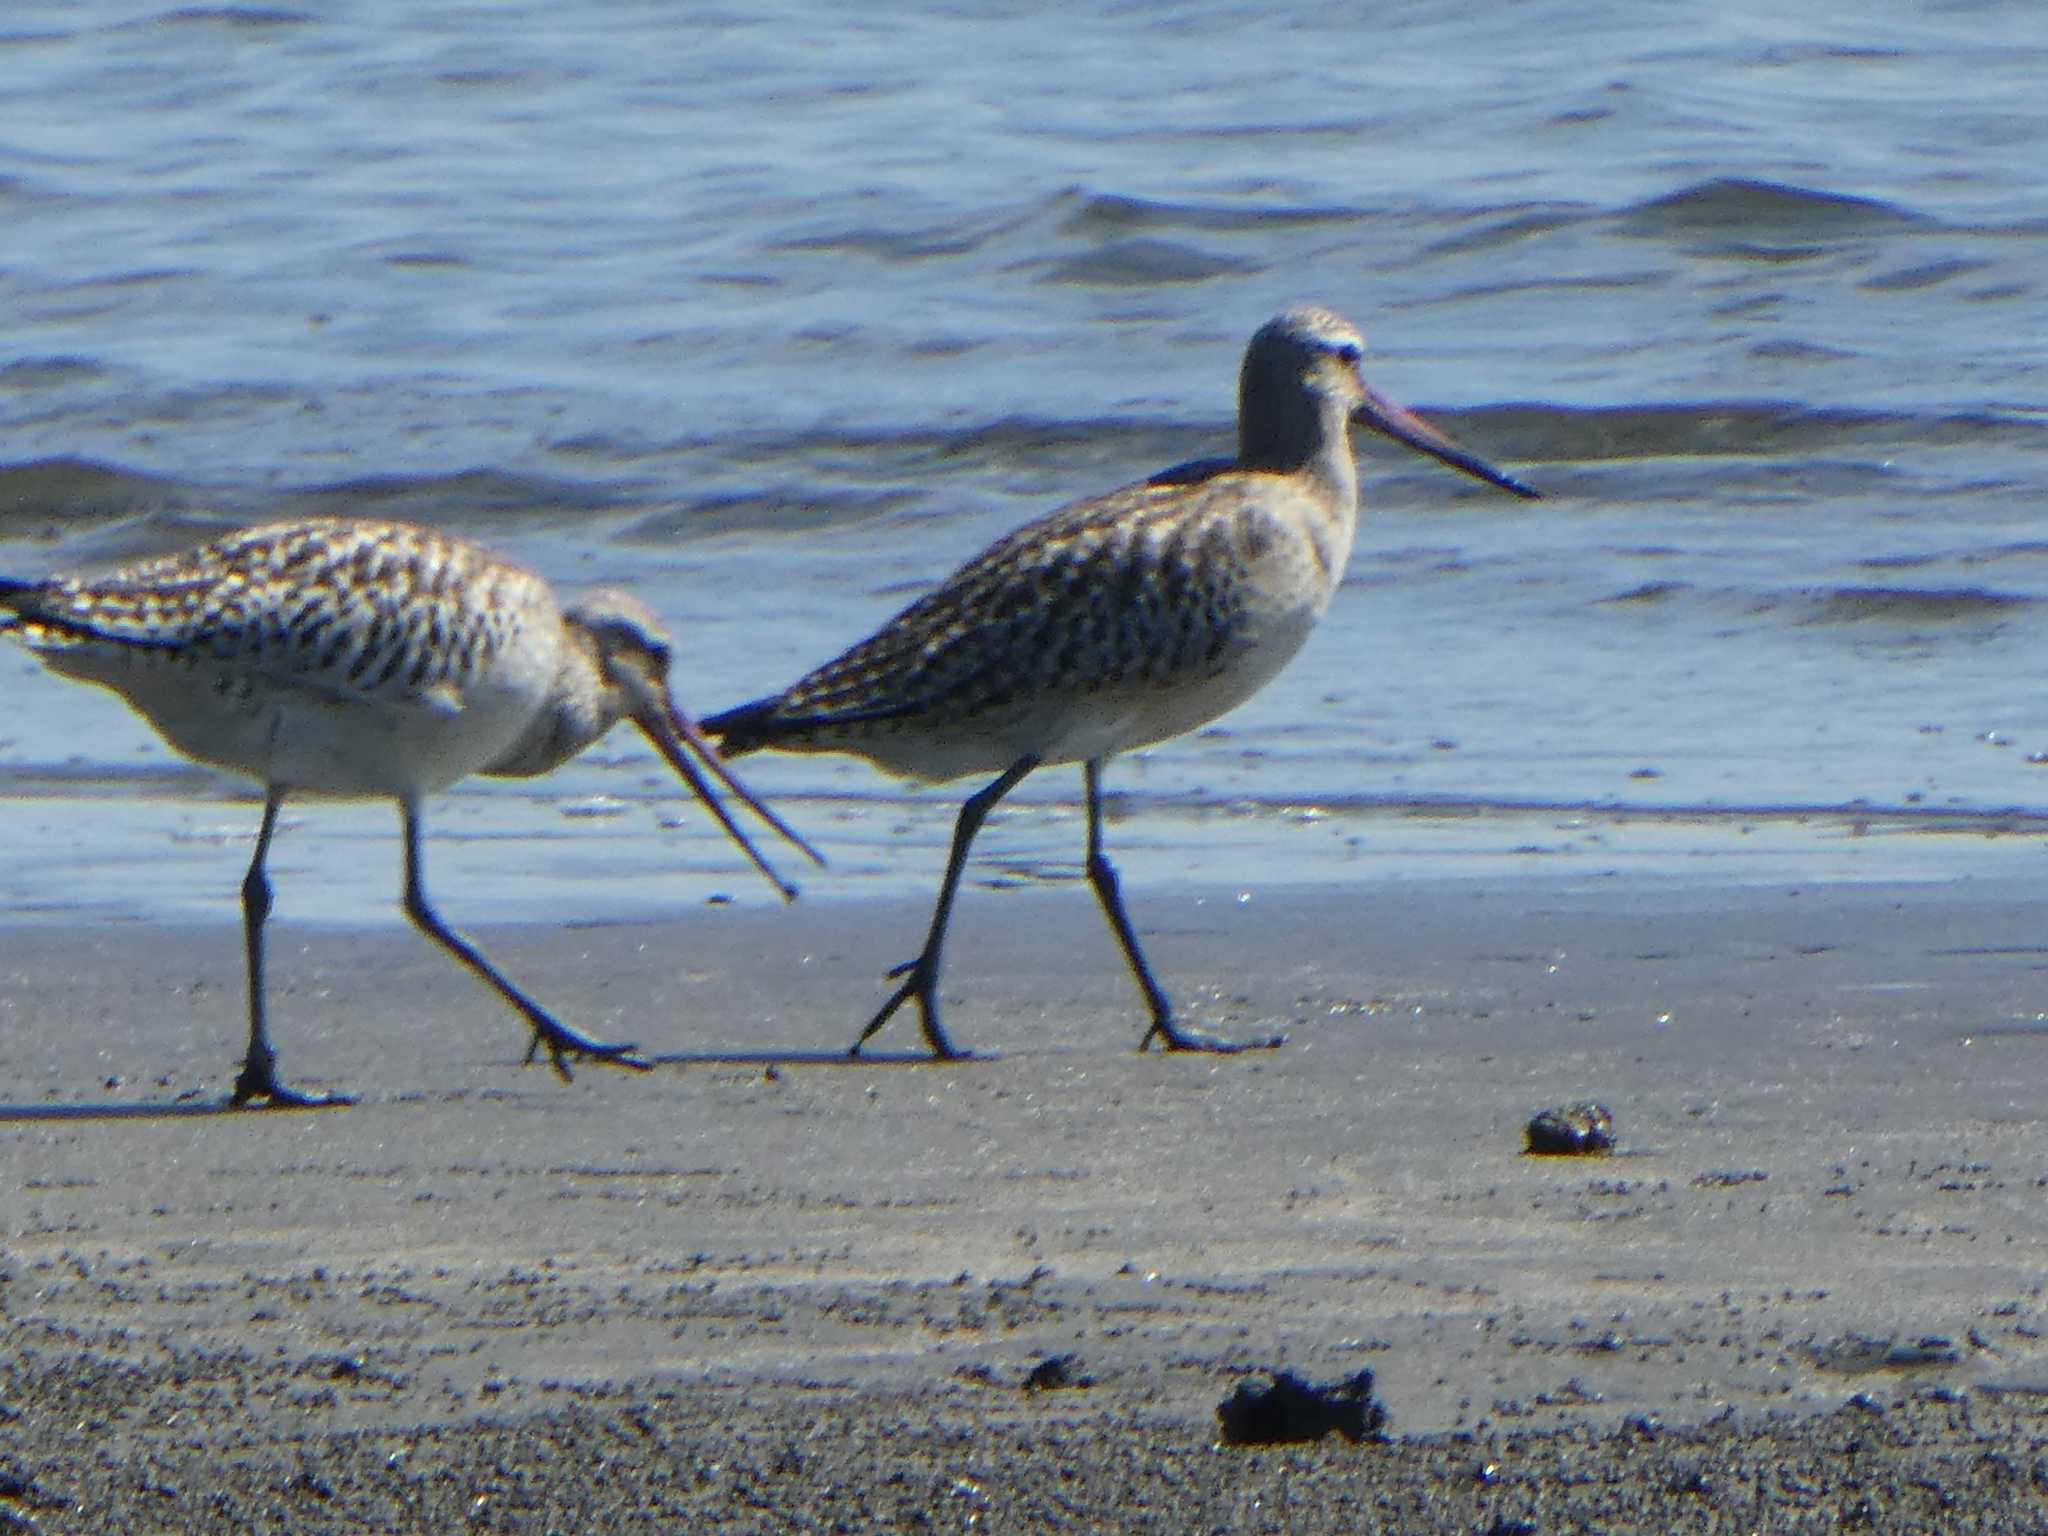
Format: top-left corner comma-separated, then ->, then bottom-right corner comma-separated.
2,516 -> 815,1108
704,304 -> 1540,1061
3,519 -> 542,721
722,480 -> 1268,749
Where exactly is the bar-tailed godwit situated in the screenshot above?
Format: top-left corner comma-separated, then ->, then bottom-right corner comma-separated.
0,517 -> 820,1107
707,304 -> 1538,1059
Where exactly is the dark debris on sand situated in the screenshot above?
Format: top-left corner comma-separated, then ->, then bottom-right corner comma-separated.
1525,1101 -> 1616,1156
1216,1368 -> 1392,1445
1021,1353 -> 1094,1392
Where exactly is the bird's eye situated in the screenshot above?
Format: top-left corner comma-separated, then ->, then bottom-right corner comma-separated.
1334,341 -> 1363,364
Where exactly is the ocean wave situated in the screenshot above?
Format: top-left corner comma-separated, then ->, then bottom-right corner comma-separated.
2,398 -> 2035,542
0,456 -> 194,534
271,468 -> 624,522
617,486 -> 924,542
1859,258 -> 1991,293
1799,584 -> 2035,625
1037,237 -> 1256,287
1453,402 -> 2048,464
673,402 -> 2042,486
1058,190 -> 1363,236
1593,576 -> 2036,628
0,458 -> 639,542
1617,177 -> 1930,239
116,7 -> 315,31
765,199 -> 1044,264
0,357 -> 118,394
1419,205 -> 1594,257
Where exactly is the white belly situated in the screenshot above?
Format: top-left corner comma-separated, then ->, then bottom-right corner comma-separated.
46,649 -> 544,799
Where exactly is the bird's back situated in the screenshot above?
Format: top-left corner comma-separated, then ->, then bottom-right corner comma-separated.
2,519 -> 565,795
707,459 -> 1347,781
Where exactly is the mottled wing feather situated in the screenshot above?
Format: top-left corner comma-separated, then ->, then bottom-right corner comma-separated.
2,520 -> 537,710
713,467 -> 1266,750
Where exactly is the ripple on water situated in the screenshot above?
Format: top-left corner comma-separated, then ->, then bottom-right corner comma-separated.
270,469 -> 625,528
0,456 -> 194,535
1038,238 -> 1258,287
618,487 -> 925,543
1799,585 -> 2036,627
0,357 -> 120,393
118,8 -> 318,31
1056,190 -> 1364,237
1616,177 -> 1931,240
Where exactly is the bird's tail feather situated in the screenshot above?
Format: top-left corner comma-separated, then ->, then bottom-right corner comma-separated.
699,694 -> 783,758
704,693 -> 928,756
0,575 -> 38,632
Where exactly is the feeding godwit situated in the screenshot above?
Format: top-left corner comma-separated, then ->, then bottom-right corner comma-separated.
706,305 -> 1539,1059
0,517 -> 820,1108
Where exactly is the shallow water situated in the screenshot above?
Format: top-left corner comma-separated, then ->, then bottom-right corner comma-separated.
3,1 -> 2047,926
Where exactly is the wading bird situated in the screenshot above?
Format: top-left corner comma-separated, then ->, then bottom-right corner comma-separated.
1,517 -> 820,1107
707,305 -> 1538,1059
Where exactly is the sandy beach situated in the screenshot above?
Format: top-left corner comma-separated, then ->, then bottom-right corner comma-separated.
4,873 -> 2048,1529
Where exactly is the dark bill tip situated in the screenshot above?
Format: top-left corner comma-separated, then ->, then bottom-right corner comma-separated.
1355,386 -> 1541,500
634,702 -> 825,905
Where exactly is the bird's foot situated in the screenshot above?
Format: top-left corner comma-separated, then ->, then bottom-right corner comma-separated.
852,954 -> 964,1060
231,1056 -> 355,1110
1140,1016 -> 1287,1055
527,1021 -> 651,1082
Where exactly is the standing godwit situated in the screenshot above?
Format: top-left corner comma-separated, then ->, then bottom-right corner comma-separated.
706,304 -> 1539,1059
0,517 -> 820,1107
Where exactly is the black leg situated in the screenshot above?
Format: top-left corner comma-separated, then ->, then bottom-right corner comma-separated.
231,790 -> 351,1108
853,755 -> 1038,1060
1083,760 -> 1285,1055
396,799 -> 648,1080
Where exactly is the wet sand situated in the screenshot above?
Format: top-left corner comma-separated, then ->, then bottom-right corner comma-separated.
4,875 -> 2048,1530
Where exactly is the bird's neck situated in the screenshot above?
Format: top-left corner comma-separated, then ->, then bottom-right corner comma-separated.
480,630 -> 622,779
1239,390 -> 1360,519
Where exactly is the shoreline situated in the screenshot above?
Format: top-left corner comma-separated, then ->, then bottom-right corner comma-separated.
4,877 -> 2047,1526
